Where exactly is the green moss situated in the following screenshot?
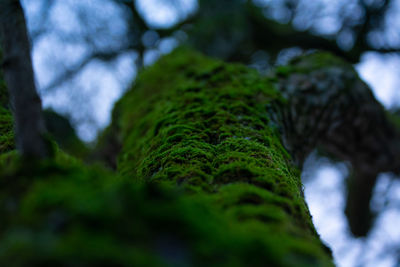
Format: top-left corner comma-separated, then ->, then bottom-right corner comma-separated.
0,106 -> 14,154
0,51 -> 14,154
43,109 -> 88,158
0,47 -> 332,266
0,148 -> 328,266
112,47 -> 333,266
0,79 -> 8,109
387,109 -> 400,132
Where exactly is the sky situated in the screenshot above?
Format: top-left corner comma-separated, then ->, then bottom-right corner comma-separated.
357,52 -> 400,108
303,156 -> 400,267
20,0 -> 400,266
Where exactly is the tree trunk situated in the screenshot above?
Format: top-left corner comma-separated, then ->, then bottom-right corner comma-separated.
5,43 -> 400,266
0,0 -> 50,158
0,47 -> 337,266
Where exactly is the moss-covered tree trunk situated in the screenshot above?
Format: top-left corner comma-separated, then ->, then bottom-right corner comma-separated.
2,48 -> 399,266
114,47 -> 333,265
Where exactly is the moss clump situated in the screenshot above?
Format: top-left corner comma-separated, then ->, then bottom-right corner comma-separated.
111,47 -> 333,266
0,148 -> 327,267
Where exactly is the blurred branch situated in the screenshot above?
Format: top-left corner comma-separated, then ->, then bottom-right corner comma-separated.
29,0 -> 56,41
246,4 -> 350,60
348,0 -> 391,57
31,0 -> 400,96
42,47 -> 135,92
245,1 -> 400,63
41,0 -> 197,91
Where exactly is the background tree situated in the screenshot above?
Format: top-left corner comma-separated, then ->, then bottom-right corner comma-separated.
0,0 -> 50,158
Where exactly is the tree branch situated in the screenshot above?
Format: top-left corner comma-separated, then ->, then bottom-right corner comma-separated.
275,52 -> 400,236
247,1 -> 400,63
42,47 -> 135,93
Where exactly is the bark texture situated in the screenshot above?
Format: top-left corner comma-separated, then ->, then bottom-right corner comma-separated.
274,53 -> 400,236
0,0 -> 50,158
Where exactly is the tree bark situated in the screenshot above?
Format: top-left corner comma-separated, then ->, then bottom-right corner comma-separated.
274,53 -> 400,236
0,0 -> 50,158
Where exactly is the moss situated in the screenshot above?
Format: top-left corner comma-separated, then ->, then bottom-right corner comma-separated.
112,47 -> 333,266
0,79 -> 8,109
0,106 -> 14,154
0,150 -> 207,266
0,47 -> 332,266
0,148 -> 328,267
0,61 -> 14,154
43,109 -> 88,158
0,49 -> 14,154
387,109 -> 400,132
